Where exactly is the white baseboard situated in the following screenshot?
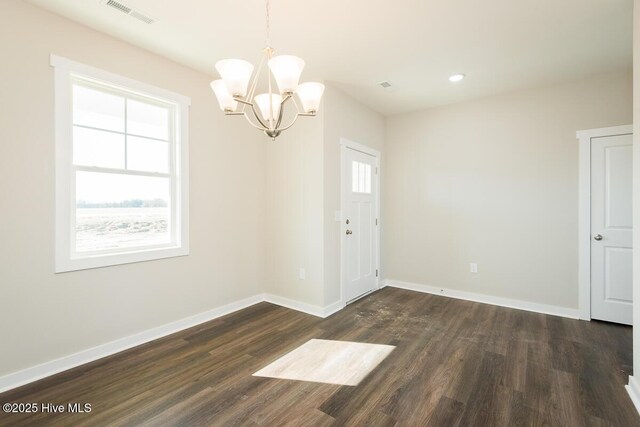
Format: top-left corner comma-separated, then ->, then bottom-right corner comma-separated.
0,294 -> 263,394
627,376 -> 640,415
323,300 -> 345,317
382,279 -> 580,319
263,293 -> 344,318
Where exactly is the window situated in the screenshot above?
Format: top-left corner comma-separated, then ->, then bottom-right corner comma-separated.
52,55 -> 190,272
352,161 -> 372,194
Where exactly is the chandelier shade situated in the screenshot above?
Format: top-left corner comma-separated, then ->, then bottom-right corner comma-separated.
297,82 -> 325,113
254,93 -> 283,122
210,79 -> 238,112
214,59 -> 254,98
268,55 -> 305,95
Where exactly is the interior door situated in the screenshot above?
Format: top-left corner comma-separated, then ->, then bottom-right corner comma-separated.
590,133 -> 633,325
344,147 -> 378,302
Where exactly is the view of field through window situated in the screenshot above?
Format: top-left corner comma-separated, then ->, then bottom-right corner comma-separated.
75,172 -> 171,252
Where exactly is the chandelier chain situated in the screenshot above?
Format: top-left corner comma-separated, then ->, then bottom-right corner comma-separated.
265,0 -> 271,47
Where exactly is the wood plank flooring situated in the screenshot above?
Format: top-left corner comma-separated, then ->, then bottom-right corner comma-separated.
0,287 -> 638,426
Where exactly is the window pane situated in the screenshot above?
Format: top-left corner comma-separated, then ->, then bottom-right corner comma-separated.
73,84 -> 124,132
127,136 -> 169,173
359,162 -> 366,192
352,161 -> 359,193
75,171 -> 171,252
73,126 -> 125,169
127,99 -> 170,140
364,164 -> 372,193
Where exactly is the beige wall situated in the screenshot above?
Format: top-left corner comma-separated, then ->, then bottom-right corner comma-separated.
384,70 -> 632,309
0,1 -> 266,377
322,85 -> 385,305
264,84 -> 385,308
265,111 -> 325,307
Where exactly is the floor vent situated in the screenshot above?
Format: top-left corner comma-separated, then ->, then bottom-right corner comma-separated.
104,0 -> 156,24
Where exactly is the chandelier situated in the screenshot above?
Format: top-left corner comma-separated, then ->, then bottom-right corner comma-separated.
210,0 -> 324,140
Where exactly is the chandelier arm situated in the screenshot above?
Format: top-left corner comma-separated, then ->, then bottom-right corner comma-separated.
275,104 -> 284,129
233,98 -> 270,130
249,103 -> 271,130
243,111 -> 270,131
277,113 -> 302,133
291,95 -> 303,114
278,111 -> 317,132
267,68 -> 274,129
225,111 -> 267,131
235,98 -> 254,107
246,52 -> 267,105
275,94 -> 292,129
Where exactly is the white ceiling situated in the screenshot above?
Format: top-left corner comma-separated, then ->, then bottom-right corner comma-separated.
26,0 -> 632,116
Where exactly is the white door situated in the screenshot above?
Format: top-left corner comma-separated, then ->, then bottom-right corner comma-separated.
591,134 -> 633,324
344,147 -> 378,302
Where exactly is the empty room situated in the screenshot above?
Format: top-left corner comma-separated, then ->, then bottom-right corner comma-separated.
1,0 -> 640,425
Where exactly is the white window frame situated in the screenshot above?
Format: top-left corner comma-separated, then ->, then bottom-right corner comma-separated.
51,55 -> 190,273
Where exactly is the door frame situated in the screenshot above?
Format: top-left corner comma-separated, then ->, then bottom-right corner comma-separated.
340,138 -> 381,306
576,124 -> 633,321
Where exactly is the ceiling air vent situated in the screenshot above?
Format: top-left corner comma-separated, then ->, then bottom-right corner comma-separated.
105,0 -> 131,14
129,10 -> 155,24
103,0 -> 156,24
378,81 -> 398,92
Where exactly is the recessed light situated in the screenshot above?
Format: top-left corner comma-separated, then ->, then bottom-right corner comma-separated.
449,74 -> 465,83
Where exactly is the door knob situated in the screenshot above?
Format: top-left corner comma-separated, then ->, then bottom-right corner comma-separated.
346,229 -> 352,235
594,234 -> 603,241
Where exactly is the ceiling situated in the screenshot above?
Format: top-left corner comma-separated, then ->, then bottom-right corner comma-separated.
26,0 -> 632,116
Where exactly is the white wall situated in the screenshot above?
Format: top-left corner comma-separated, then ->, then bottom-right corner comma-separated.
0,1 -> 266,378
322,85 -> 385,305
384,70 -> 632,309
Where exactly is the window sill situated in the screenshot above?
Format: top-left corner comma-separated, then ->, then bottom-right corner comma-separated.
55,245 -> 189,273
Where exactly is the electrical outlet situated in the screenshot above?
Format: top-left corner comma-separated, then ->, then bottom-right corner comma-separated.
470,263 -> 478,273
299,268 -> 306,280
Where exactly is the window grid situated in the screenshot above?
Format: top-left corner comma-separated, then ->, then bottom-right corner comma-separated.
71,77 -> 173,175
352,161 -> 372,194
69,76 -> 176,257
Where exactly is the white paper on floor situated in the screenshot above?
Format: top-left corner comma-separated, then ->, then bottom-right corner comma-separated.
253,339 -> 395,386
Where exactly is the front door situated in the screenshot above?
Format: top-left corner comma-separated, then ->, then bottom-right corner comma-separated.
591,133 -> 633,324
344,147 -> 378,302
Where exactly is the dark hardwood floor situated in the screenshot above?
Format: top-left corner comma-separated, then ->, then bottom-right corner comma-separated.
1,287 -> 638,426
